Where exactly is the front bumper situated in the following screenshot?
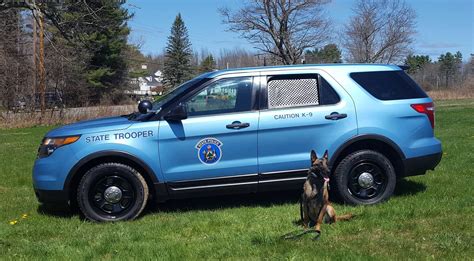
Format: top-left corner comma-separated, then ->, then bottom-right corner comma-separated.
402,152 -> 442,177
34,189 -> 69,206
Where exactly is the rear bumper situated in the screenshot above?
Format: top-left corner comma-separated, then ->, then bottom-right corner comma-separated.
402,152 -> 442,177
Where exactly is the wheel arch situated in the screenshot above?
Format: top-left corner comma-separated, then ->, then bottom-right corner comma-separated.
65,151 -> 159,206
330,135 -> 406,177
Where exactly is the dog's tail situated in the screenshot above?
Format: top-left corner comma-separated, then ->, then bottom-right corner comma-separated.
336,213 -> 355,221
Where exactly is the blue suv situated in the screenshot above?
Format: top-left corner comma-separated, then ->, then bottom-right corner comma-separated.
33,64 -> 442,221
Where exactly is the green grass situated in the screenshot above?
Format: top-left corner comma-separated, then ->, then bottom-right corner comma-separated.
1,100 -> 473,260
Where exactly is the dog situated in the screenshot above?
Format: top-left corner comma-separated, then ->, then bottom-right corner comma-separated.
300,150 -> 354,238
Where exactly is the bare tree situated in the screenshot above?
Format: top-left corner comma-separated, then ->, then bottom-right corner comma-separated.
217,48 -> 260,69
344,0 -> 416,63
220,0 -> 332,65
0,9 -> 32,111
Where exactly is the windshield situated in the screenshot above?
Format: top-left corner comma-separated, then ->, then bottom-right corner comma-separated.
127,74 -> 212,121
152,77 -> 209,111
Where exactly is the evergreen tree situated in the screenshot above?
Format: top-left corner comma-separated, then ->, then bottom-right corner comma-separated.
84,2 -> 131,100
199,54 -> 216,73
438,51 -> 463,88
404,55 -> 431,74
305,44 -> 342,64
163,13 -> 193,90
53,1 -> 132,102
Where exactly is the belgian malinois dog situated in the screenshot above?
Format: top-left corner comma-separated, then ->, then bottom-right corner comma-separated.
299,150 -> 354,239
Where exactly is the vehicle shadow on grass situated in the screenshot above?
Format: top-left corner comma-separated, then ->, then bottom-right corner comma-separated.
36,204 -> 77,218
393,179 -> 427,197
36,179 -> 427,218
151,179 -> 427,214
150,190 -> 301,214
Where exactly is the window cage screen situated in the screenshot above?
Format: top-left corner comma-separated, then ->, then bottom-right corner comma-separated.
267,78 -> 319,109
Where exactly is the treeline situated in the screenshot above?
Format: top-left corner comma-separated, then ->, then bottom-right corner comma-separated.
405,52 -> 473,90
0,2 -> 264,111
0,0 -> 472,113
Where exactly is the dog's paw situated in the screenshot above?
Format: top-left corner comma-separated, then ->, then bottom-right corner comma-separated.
312,231 -> 321,241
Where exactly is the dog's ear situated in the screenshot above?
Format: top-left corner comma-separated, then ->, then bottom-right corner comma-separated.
323,150 -> 329,160
310,150 -> 318,163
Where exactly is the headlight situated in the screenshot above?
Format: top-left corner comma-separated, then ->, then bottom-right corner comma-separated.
37,135 -> 80,158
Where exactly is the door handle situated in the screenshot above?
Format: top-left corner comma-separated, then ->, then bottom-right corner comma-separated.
226,121 -> 250,129
325,112 -> 347,120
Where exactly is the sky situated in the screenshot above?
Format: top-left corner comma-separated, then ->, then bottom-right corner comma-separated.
127,0 -> 473,61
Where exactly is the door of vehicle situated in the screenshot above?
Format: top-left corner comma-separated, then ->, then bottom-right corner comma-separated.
159,75 -> 259,195
257,70 -> 358,191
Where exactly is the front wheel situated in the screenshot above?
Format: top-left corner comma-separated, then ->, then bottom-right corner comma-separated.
333,150 -> 396,205
77,163 -> 149,222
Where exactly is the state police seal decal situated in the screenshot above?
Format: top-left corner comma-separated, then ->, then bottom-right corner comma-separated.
195,138 -> 223,165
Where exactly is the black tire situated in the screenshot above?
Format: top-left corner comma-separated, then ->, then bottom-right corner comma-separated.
77,163 -> 149,222
333,150 -> 396,205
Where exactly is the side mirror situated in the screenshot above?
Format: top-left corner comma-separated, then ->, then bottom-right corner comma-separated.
164,103 -> 188,121
138,100 -> 153,114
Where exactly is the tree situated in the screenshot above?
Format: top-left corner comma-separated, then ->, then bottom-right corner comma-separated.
163,13 -> 193,90
404,55 -> 431,74
305,44 -> 342,64
0,9 -> 24,110
217,48 -> 260,69
125,45 -> 149,79
469,54 -> 474,75
220,0 -> 332,65
344,0 -> 416,63
66,1 -> 132,102
199,55 -> 216,73
438,51 -> 462,88
0,1 -> 133,107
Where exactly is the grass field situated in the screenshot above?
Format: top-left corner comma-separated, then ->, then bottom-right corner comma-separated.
1,99 -> 473,259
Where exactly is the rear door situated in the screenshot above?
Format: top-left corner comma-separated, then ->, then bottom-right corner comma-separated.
257,70 -> 358,190
159,75 -> 260,195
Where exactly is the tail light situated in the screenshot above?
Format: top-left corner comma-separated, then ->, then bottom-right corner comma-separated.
411,102 -> 435,128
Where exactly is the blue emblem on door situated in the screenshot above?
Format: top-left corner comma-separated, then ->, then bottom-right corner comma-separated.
195,138 -> 223,165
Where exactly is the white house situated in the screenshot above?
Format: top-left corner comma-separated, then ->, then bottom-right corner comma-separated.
128,70 -> 164,96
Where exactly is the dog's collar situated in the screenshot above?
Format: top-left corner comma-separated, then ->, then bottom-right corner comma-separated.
310,171 -> 329,182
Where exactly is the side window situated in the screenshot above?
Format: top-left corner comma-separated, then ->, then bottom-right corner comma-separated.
350,71 -> 428,100
319,76 -> 340,105
266,74 -> 340,109
267,75 -> 319,109
186,77 -> 253,116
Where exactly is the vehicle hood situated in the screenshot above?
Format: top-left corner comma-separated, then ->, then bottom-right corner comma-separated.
46,116 -> 133,137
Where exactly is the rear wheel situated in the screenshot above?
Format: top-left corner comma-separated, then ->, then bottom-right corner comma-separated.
333,150 -> 396,205
77,163 -> 148,222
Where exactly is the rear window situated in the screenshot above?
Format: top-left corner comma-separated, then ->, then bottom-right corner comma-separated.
350,71 -> 427,100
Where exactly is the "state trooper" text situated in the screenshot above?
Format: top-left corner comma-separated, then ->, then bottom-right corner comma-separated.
85,130 -> 154,143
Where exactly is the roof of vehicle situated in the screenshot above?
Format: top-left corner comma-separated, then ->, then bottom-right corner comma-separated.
205,64 -> 403,78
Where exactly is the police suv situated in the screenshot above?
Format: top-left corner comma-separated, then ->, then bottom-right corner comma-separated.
33,64 -> 442,222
